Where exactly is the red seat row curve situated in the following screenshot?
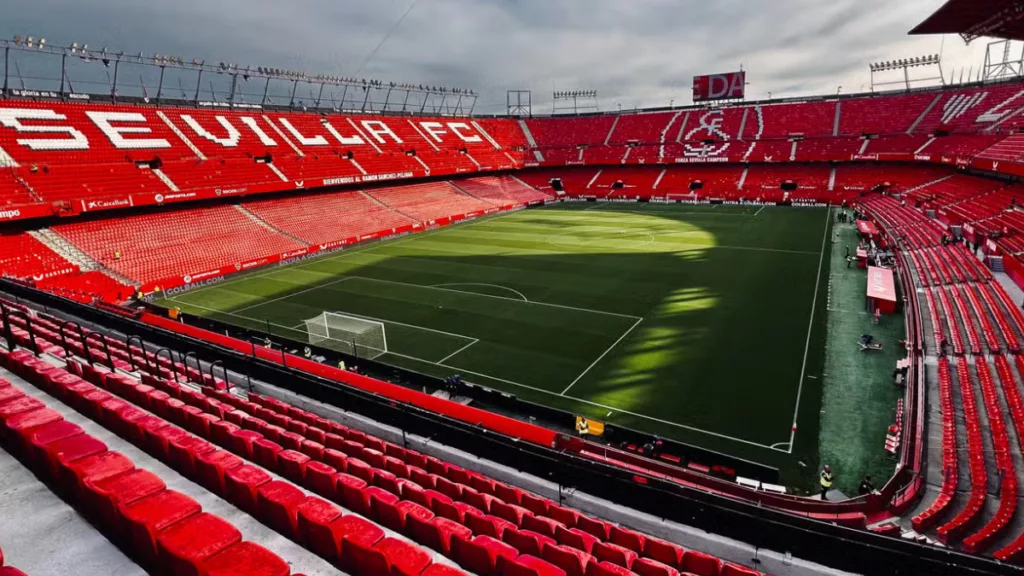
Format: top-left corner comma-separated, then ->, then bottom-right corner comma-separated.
0,307 -> 763,576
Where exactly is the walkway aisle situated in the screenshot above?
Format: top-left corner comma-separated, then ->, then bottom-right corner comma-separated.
818,220 -> 905,496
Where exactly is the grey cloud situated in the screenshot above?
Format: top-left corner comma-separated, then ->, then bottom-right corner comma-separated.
1,0 -> 990,114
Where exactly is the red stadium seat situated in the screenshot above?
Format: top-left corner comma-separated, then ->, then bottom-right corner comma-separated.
156,513 -> 243,576
200,542 -> 290,576
451,535 -> 518,576
296,498 -> 344,560
122,490 -> 203,563
256,480 -> 310,537
593,541 -> 638,569
681,551 -> 722,576
633,558 -> 679,576
224,465 -> 272,513
504,528 -> 557,557
407,515 -> 472,555
542,544 -> 595,576
195,450 -> 244,495
586,561 -> 636,576
501,554 -> 567,576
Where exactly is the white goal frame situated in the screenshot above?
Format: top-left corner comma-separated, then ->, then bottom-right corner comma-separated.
303,311 -> 388,360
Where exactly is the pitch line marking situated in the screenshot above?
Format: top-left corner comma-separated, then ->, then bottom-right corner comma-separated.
233,277 -> 353,314
173,294 -> 786,454
253,274 -> 641,321
384,351 -> 788,452
176,200 -> 762,305
788,206 -> 831,453
171,210 -> 507,300
320,309 -> 478,342
753,205 -> 766,217
546,229 -> 656,251
169,299 -> 477,347
438,340 -> 479,364
431,283 -> 529,302
561,317 -> 644,396
345,276 -> 642,320
583,209 -> 758,217
671,243 -> 819,256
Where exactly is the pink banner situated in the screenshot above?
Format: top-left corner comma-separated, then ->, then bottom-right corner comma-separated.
867,266 -> 897,303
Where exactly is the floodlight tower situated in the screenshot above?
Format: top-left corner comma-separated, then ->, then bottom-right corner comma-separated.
982,40 -> 1024,82
552,90 -> 598,115
507,90 -> 532,117
869,55 -> 944,91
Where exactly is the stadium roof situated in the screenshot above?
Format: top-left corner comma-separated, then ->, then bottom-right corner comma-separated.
910,0 -> 1024,42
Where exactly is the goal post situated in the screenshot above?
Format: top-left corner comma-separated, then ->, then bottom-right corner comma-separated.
303,312 -> 388,360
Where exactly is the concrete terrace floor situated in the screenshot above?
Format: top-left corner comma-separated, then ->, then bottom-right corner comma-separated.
901,242 -> 1024,553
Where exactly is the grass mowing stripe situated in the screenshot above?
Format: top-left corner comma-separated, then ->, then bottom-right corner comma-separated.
386,348 -> 789,453
161,203 -> 829,484
176,208 -> 509,300
237,273 -> 643,321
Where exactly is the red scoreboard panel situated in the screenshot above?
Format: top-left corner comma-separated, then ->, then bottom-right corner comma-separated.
692,71 -> 746,102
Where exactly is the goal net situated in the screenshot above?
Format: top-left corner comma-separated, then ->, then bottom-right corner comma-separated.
303,312 -> 388,360
665,192 -> 700,202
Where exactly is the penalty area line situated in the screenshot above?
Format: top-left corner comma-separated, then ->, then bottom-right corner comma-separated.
421,359 -> 788,453
431,283 -> 529,302
437,340 -> 480,364
560,317 -> 643,396
173,298 -> 786,454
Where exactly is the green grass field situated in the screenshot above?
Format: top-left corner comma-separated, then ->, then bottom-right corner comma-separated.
160,202 -> 833,483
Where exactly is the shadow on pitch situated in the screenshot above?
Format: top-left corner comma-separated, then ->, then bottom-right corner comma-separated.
204,204 -> 826,459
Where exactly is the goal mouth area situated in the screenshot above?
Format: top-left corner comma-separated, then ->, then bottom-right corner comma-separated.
304,311 -> 388,360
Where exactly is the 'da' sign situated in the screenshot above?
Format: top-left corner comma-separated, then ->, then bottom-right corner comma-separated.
692,71 -> 746,102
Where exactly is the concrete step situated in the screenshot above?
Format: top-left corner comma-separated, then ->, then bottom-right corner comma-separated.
233,205 -> 309,246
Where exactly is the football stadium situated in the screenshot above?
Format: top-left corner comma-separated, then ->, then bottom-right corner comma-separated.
6,0 -> 1024,575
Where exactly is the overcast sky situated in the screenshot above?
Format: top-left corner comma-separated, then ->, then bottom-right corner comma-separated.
1,0 -> 1010,114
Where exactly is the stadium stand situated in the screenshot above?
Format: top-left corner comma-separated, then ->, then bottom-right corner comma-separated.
452,176 -> 553,206
243,190 -> 418,246
0,357 -> 324,576
860,194 -> 1024,559
51,205 -> 306,285
367,182 -> 496,222
16,10 -> 1024,575
0,231 -> 77,282
759,101 -> 836,138
0,296 -> 774,576
4,79 -> 1024,227
525,117 -> 615,148
9,53 -> 1024,576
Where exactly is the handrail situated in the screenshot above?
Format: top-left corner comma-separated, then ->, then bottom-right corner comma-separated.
0,306 -> 38,356
83,330 -> 113,369
126,334 -> 152,373
207,360 -> 227,389
183,351 -> 200,383
58,320 -> 85,359
152,348 -> 176,381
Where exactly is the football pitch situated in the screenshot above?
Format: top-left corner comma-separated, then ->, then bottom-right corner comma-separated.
160,202 -> 832,481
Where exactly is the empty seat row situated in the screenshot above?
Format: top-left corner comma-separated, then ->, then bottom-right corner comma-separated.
5,303 -> 761,576
206,388 -> 759,576
0,353 -> 293,576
